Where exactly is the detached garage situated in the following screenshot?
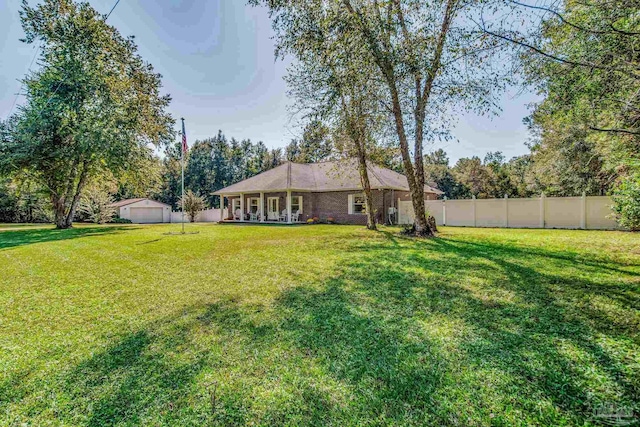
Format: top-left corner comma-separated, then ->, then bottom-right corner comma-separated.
111,198 -> 171,223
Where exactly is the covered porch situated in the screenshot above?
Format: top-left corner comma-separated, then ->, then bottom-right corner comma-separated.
217,190 -> 305,224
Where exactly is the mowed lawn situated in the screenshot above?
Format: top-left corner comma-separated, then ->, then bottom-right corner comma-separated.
1,224 -> 638,426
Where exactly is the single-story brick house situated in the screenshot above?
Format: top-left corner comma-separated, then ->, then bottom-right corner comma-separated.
213,160 -> 442,225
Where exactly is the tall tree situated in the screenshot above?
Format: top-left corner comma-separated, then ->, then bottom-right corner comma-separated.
524,113 -> 616,196
452,156 -> 494,198
275,4 -> 385,230
424,149 -> 470,199
156,142 -> 183,209
285,120 -> 334,163
482,0 -> 639,223
258,0 -> 510,235
0,0 -> 173,228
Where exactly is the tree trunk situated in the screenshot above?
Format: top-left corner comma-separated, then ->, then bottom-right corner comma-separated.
52,163 -> 90,229
52,194 -> 69,229
356,150 -> 377,231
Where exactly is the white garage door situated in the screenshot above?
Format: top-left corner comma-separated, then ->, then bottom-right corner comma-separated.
129,207 -> 164,223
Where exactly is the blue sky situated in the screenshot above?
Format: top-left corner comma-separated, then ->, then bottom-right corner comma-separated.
0,0 -> 539,165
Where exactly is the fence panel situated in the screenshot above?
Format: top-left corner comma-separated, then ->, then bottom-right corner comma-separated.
586,196 -> 618,230
544,197 -> 582,229
445,199 -> 475,226
507,198 -> 541,228
170,208 -> 225,223
425,200 -> 444,225
397,195 -> 619,230
476,199 -> 506,227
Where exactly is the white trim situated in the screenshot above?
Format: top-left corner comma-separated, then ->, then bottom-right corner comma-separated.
286,190 -> 292,224
349,193 -> 366,215
291,195 -> 303,214
348,194 -> 354,215
247,197 -> 259,214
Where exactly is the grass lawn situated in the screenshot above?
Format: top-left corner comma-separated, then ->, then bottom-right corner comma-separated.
1,224 -> 638,426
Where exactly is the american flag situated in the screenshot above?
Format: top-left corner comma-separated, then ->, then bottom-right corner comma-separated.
181,118 -> 188,154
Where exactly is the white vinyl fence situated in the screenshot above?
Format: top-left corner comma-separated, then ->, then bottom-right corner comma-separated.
398,195 -> 620,230
170,208 -> 226,223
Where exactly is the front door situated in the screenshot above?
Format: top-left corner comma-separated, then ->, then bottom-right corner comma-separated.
267,197 -> 279,220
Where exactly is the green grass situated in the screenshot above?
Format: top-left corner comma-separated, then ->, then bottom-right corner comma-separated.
0,224 -> 638,426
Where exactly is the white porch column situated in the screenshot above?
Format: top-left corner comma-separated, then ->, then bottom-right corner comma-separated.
220,195 -> 225,222
259,192 -> 265,222
286,190 -> 292,224
239,193 -> 244,222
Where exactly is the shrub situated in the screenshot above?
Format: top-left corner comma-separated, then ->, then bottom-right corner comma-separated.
110,217 -> 132,224
611,173 -> 640,231
179,190 -> 206,222
306,218 -> 315,224
78,185 -> 116,224
327,217 -> 335,224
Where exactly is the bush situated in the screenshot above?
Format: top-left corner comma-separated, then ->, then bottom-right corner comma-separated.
110,217 -> 132,224
179,190 -> 206,222
611,173 -> 640,231
327,217 -> 335,224
78,185 -> 116,224
306,218 -> 315,224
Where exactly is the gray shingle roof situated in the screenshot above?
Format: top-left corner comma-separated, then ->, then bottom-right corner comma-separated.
109,198 -> 170,208
213,160 -> 443,195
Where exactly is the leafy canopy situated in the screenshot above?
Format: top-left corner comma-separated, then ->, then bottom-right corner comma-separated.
0,0 -> 173,228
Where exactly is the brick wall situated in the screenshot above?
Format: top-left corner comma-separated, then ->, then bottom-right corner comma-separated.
224,190 -> 438,224
310,190 -> 391,225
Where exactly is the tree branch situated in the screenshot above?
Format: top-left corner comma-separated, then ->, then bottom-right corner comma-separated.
589,126 -> 640,135
479,23 -> 636,76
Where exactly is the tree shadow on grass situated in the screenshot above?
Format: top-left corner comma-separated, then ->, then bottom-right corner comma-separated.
335,232 -> 639,423
6,230 -> 639,426
0,225 -> 138,250
45,300 -> 354,427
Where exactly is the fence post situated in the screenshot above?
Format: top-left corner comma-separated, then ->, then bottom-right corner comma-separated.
443,196 -> 447,226
504,194 -> 509,228
539,192 -> 545,228
581,191 -> 586,229
472,195 -> 477,227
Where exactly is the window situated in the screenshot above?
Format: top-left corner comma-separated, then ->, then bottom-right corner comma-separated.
291,196 -> 303,214
248,198 -> 259,214
353,195 -> 366,214
232,198 -> 241,214
349,194 -> 366,215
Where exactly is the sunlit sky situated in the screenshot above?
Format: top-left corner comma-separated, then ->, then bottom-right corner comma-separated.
0,0 -> 540,165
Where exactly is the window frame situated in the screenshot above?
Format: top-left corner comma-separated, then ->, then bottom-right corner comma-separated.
291,195 -> 303,214
351,194 -> 367,215
248,197 -> 259,214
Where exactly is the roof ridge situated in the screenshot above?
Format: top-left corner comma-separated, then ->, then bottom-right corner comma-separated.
366,162 -> 386,187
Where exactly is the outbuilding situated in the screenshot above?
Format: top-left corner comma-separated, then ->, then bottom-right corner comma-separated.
110,198 -> 171,223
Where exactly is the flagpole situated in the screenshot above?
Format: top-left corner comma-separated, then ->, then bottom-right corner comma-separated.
181,117 -> 185,234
